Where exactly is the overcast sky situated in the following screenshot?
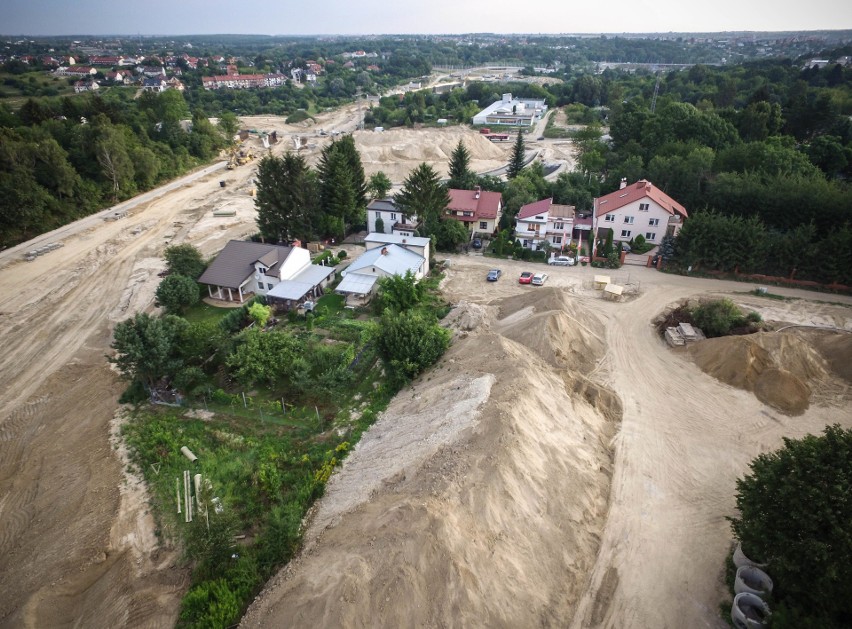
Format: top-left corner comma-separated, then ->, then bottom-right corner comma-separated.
3,0 -> 851,36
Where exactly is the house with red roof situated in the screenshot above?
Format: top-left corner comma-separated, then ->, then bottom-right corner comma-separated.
514,198 -> 576,251
592,179 -> 687,254
446,187 -> 503,235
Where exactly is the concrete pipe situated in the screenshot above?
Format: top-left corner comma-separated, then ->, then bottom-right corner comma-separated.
733,542 -> 768,570
735,565 -> 773,601
180,446 -> 198,463
731,592 -> 770,629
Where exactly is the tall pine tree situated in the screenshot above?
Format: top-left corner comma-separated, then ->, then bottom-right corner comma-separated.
255,153 -> 318,243
394,163 -> 450,239
507,128 -> 526,179
317,135 -> 367,237
447,140 -> 476,190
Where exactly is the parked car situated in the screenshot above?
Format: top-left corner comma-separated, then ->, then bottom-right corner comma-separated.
519,271 -> 534,284
531,272 -> 548,286
486,269 -> 502,282
471,238 -> 483,249
548,256 -> 574,266
621,243 -> 632,253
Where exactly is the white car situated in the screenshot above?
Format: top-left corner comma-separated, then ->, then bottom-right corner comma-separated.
531,272 -> 549,286
548,256 -> 574,266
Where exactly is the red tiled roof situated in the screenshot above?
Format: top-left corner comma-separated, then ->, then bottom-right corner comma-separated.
595,180 -> 688,218
447,189 -> 502,219
517,198 -> 552,220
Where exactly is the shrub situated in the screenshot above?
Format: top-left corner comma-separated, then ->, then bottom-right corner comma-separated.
691,298 -> 747,337
729,425 -> 852,629
338,250 -> 347,259
376,310 -> 451,385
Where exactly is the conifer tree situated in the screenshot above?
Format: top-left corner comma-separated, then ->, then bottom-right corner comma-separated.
507,128 -> 526,179
447,140 -> 476,190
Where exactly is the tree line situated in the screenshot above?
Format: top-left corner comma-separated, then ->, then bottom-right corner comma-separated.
0,89 -> 233,248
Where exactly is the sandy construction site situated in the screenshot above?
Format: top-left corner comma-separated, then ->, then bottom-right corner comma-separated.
0,108 -> 850,629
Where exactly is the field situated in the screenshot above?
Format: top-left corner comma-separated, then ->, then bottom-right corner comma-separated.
0,106 -> 850,629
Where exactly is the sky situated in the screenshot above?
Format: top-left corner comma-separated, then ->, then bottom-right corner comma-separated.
3,0 -> 852,36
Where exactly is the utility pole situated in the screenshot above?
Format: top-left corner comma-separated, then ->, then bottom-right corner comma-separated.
650,72 -> 662,113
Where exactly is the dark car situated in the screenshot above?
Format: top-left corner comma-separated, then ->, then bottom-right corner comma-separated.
472,238 -> 483,249
519,271 -> 534,284
486,269 -> 502,282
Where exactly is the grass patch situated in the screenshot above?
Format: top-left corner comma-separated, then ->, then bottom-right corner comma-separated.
183,300 -> 234,326
746,288 -> 794,301
285,109 -> 314,124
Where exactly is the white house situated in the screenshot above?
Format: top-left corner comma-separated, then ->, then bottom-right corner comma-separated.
366,199 -> 419,237
472,93 -> 547,127
335,243 -> 426,306
198,240 -> 334,305
514,198 -> 576,250
592,179 -> 688,253
364,232 -> 431,272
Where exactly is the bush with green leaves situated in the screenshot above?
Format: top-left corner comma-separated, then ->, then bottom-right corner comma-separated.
165,244 -> 206,280
376,310 -> 450,385
377,270 -> 423,313
690,298 -> 755,337
156,274 -> 200,315
729,425 -> 852,629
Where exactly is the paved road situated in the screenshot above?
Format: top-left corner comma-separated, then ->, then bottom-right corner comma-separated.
0,160 -> 227,268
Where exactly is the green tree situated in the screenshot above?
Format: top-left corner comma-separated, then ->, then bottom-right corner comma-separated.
248,302 -> 272,327
394,163 -> 450,238
435,218 -> 470,251
110,313 -> 189,390
255,152 -> 318,243
164,244 -> 205,279
730,425 -> 852,629
367,171 -> 392,199
377,270 -> 423,313
447,140 -> 476,190
226,328 -> 304,387
376,310 -> 451,385
507,128 -> 526,179
156,274 -> 200,315
317,135 -> 367,236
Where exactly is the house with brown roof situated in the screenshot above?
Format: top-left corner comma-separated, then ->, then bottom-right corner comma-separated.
592,179 -> 687,253
73,80 -> 99,93
514,198 -> 576,251
198,240 -> 334,306
446,187 -> 503,235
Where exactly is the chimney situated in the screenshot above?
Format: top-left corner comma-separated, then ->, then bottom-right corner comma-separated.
474,185 -> 481,199
620,178 -> 627,189
381,247 -> 388,255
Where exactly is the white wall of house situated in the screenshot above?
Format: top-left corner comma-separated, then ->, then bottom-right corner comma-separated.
251,247 -> 311,294
595,198 -> 671,245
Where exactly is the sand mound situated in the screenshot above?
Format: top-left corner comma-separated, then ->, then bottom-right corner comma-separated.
807,331 -> 852,384
442,300 -> 492,333
754,368 -> 811,415
353,127 -> 507,181
242,287 -> 618,629
496,288 -> 606,372
688,331 -> 836,415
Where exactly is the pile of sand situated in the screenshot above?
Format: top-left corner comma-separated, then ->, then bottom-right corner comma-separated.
353,127 -> 508,181
688,331 -> 841,415
242,288 -> 619,628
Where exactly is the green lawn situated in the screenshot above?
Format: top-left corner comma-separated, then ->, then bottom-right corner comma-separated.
183,300 -> 234,326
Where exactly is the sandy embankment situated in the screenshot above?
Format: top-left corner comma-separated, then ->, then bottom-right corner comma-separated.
242,289 -> 620,627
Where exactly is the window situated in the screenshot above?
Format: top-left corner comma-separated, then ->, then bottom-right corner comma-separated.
267,283 -> 274,290
375,211 -> 380,219
523,240 -> 530,247
645,232 -> 656,241
390,213 -> 396,220
624,216 -> 634,224
552,235 -> 562,244
479,221 -> 487,230
553,222 -> 564,229
639,203 -> 649,211
621,230 -> 632,238
649,218 -> 660,226
604,214 -> 615,222
258,267 -> 267,274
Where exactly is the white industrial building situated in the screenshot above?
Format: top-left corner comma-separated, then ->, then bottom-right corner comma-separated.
472,93 -> 547,127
